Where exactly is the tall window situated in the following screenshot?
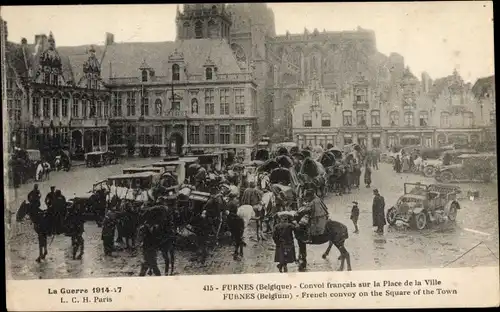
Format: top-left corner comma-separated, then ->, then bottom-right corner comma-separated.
404,112 -> 414,126
141,70 -> 148,82
356,110 -> 366,126
220,88 -> 229,115
155,99 -> 162,116
44,72 -> 50,84
234,125 -> 246,144
463,112 -> 473,127
110,126 -> 124,145
61,98 -> 68,117
440,112 -> 450,128
183,22 -> 190,38
219,125 -> 230,144
235,89 -> 245,114
72,99 -> 79,118
127,125 -> 136,142
52,98 -> 59,117
204,89 -> 215,115
82,99 -> 88,118
43,98 -> 50,118
171,101 -> 180,111
372,136 -> 381,148
195,20 -> 203,38
138,126 -> 146,144
303,113 -> 312,127
321,113 -> 331,127
153,126 -> 162,145
112,92 -> 122,116
419,111 -> 429,126
89,100 -> 96,117
390,111 -> 399,126
189,125 -> 200,144
96,100 -> 102,117
33,97 -> 40,118
206,67 -> 213,80
204,125 -> 215,144
141,92 -> 149,116
342,110 -> 352,126
103,101 -> 109,118
371,110 -> 380,126
490,110 -> 496,124
172,64 -> 180,81
126,91 -> 136,116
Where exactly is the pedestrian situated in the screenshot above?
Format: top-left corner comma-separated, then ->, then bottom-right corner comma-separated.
372,149 -> 379,170
402,154 -> 410,172
353,160 -> 361,188
394,155 -> 402,173
101,210 -> 117,256
372,189 -> 386,234
44,161 -> 51,180
28,184 -> 42,210
53,190 -> 67,234
272,213 -> 296,273
350,201 -> 359,234
364,163 -> 372,188
138,217 -> 162,276
36,162 -> 44,181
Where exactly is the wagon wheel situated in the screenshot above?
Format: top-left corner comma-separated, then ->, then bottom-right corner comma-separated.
439,171 -> 453,183
386,207 -> 397,226
423,166 -> 436,177
447,202 -> 459,222
411,212 -> 427,230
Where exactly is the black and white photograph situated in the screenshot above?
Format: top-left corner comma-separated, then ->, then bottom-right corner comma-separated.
2,2 -> 497,291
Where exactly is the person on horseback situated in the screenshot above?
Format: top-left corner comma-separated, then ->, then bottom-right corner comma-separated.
297,189 -> 329,243
28,184 -> 42,210
241,181 -> 263,212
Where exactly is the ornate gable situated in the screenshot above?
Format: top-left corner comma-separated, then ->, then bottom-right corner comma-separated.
34,32 -> 68,86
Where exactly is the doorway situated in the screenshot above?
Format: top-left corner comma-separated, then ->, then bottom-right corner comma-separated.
169,132 -> 184,155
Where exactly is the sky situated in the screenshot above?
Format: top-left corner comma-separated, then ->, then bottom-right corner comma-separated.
1,2 -> 494,83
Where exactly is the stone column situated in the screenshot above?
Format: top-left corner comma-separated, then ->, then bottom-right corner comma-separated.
81,129 -> 84,147
367,132 -> 372,149
98,130 -> 102,150
58,98 -> 62,118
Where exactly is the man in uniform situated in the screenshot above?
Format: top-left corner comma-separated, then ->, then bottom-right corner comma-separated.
241,181 -> 263,209
102,209 -> 117,256
52,190 -> 67,234
66,200 -> 85,259
194,165 -> 207,190
45,186 -> 56,210
298,189 -> 329,243
139,215 -> 162,276
28,184 -> 42,210
372,189 -> 386,234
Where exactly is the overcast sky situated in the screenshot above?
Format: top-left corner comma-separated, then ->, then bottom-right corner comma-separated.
1,2 -> 494,83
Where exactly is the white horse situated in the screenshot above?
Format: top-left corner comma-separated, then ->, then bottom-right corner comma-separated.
236,190 -> 275,242
35,162 -> 44,181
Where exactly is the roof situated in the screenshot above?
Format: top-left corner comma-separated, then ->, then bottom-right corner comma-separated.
124,167 -> 163,171
151,161 -> 184,166
108,171 -> 160,179
471,75 -> 495,99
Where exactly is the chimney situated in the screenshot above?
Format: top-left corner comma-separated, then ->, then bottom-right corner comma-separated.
105,32 -> 114,45
34,34 -> 48,51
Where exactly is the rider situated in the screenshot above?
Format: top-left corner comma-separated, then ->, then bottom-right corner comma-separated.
298,189 -> 329,243
27,184 -> 42,210
241,181 -> 263,209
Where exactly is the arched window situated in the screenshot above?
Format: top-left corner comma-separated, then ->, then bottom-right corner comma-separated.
371,110 -> 380,126
205,67 -> 213,80
419,111 -> 429,126
183,22 -> 190,38
141,70 -> 148,82
303,113 -> 312,127
321,113 -> 331,127
404,112 -> 414,126
342,110 -> 352,126
155,99 -> 162,116
195,20 -> 203,39
172,64 -> 180,81
390,111 -> 399,126
440,112 -> 450,128
356,110 -> 366,126
208,20 -> 217,38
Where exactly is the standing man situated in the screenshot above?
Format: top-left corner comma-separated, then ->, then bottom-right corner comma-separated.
28,184 -> 42,210
138,216 -> 162,276
372,189 -> 386,234
372,149 -> 379,170
102,209 -> 117,256
350,201 -> 360,234
272,213 -> 296,273
52,190 -> 67,234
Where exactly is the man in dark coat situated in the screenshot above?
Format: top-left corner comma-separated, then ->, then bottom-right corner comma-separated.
138,217 -> 162,276
353,160 -> 361,188
102,210 -> 117,256
273,213 -> 296,273
52,190 -> 67,234
66,201 -> 85,259
28,184 -> 42,210
372,189 -> 386,234
45,186 -> 56,209
241,181 -> 262,208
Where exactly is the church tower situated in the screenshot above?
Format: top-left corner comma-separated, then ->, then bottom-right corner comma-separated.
176,4 -> 232,42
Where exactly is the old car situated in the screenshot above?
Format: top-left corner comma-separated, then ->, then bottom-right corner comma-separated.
435,153 -> 496,183
422,148 -> 478,177
197,153 -> 223,172
151,160 -> 186,185
102,172 -> 163,203
386,182 -> 461,230
123,167 -> 164,175
85,151 -> 107,167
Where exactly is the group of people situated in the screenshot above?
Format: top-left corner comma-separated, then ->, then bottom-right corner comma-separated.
393,149 -> 424,173
27,184 -> 69,235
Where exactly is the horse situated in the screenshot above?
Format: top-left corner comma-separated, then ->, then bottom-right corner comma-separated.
299,158 -> 327,199
292,210 -> 351,272
16,200 -> 85,262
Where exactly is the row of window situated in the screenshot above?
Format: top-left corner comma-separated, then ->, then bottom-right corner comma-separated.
111,89 -> 246,117
29,127 -> 71,146
143,64 -> 217,83
302,110 -> 380,127
110,125 -> 247,145
32,97 -> 108,119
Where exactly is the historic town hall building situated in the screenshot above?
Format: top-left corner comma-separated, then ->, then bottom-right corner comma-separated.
2,3 -> 496,154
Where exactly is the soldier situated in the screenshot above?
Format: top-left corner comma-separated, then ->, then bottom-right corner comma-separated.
101,210 -> 117,256
138,216 -> 162,276
298,189 -> 329,243
273,213 -> 296,273
52,190 -> 67,234
45,186 -> 56,210
350,201 -> 360,234
194,164 -> 207,190
66,200 -> 85,259
372,189 -> 386,234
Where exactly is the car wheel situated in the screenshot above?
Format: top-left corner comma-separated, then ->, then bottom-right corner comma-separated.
447,202 -> 458,222
411,212 -> 427,230
439,171 -> 453,183
423,166 -> 436,177
386,207 -> 397,225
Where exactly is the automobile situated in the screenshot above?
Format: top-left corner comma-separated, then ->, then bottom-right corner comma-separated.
422,149 -> 478,177
123,167 -> 164,175
435,153 -> 496,183
387,145 -> 424,164
386,182 -> 461,230
151,160 -> 187,185
98,171 -> 163,204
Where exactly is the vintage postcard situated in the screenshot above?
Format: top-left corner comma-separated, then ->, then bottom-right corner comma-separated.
3,2 -> 498,310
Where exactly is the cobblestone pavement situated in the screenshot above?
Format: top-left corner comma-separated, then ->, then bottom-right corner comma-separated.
6,161 -> 499,279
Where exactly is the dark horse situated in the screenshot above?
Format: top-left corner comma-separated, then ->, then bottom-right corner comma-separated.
299,158 -> 327,199
16,201 -> 85,262
293,210 -> 351,271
